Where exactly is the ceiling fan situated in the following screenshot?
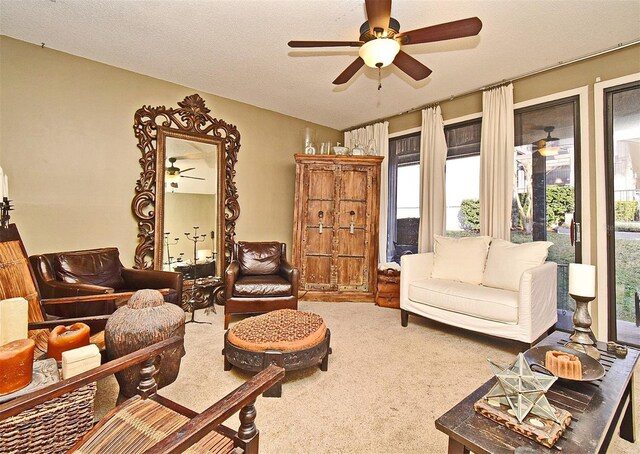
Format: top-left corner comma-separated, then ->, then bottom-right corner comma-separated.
288,0 -> 482,86
166,157 -> 205,183
532,126 -> 560,157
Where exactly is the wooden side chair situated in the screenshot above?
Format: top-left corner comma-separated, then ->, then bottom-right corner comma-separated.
0,224 -> 159,357
0,336 -> 285,453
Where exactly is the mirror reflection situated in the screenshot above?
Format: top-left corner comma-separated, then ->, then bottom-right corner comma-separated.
162,137 -> 219,279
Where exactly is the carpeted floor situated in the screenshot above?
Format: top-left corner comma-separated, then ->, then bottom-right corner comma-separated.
95,301 -> 639,453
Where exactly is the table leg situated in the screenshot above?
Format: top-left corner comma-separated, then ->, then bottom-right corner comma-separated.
263,350 -> 283,398
447,438 -> 470,454
620,373 -> 636,443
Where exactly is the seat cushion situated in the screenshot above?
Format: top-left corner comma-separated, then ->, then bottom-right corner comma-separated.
431,235 -> 491,285
237,242 -> 281,275
228,309 -> 326,352
55,248 -> 125,289
233,275 -> 291,297
482,239 -> 552,291
408,278 -> 519,323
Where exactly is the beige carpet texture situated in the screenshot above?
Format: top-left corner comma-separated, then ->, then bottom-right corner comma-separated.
95,302 -> 639,453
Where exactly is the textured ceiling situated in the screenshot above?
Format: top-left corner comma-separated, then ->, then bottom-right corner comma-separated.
1,0 -> 639,130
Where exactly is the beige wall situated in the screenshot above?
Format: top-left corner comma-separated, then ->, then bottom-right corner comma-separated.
385,44 -> 640,337
0,36 -> 342,266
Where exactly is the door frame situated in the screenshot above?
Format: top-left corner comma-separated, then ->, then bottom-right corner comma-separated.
595,73 -> 640,342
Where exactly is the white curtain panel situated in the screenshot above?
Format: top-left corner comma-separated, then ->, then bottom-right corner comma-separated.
418,106 -> 447,252
343,122 -> 389,263
479,84 -> 514,241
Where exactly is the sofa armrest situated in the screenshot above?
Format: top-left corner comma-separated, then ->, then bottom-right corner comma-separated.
518,261 -> 558,341
279,258 -> 299,296
225,260 -> 240,300
400,253 -> 434,306
39,281 -> 114,298
121,268 -> 182,291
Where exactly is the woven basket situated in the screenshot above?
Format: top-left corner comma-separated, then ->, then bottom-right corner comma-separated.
0,383 -> 96,454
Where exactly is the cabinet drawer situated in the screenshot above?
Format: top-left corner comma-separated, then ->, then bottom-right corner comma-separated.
377,282 -> 400,294
376,295 -> 400,309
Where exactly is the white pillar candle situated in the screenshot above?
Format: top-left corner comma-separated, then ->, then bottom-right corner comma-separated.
569,263 -> 596,298
0,167 -> 4,200
197,249 -> 212,261
0,297 -> 28,346
3,175 -> 8,199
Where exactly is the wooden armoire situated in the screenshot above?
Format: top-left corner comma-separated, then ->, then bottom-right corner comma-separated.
292,154 -> 383,302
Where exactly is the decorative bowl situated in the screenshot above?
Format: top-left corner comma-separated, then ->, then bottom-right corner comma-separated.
523,345 -> 605,382
333,146 -> 349,155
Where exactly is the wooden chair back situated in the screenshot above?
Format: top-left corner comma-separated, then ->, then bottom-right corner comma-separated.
0,224 -> 49,355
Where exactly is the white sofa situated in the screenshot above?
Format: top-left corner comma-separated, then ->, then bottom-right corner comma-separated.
400,236 -> 557,344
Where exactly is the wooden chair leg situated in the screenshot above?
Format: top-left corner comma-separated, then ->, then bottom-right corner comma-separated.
224,313 -> 231,329
320,330 -> 330,372
235,401 -> 259,454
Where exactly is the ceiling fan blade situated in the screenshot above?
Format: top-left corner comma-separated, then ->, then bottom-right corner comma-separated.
181,175 -> 205,180
397,17 -> 483,45
288,40 -> 363,48
393,51 -> 432,81
365,0 -> 392,34
179,167 -> 196,173
333,57 -> 365,85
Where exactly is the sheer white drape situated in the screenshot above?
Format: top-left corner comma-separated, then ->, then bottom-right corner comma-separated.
418,106 -> 447,252
479,84 -> 514,241
343,122 -> 389,263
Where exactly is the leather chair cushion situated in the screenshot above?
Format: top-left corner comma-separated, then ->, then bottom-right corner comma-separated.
237,242 -> 281,276
55,248 -> 125,289
233,275 -> 292,297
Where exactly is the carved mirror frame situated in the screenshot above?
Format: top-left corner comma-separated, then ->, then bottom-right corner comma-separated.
132,94 -> 240,270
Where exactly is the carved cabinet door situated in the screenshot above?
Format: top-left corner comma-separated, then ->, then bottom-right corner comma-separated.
293,154 -> 383,302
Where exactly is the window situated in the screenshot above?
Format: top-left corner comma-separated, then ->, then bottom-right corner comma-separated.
387,133 -> 420,262
444,119 -> 482,237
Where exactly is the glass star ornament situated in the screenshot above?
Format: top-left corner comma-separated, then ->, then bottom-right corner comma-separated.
485,353 -> 560,424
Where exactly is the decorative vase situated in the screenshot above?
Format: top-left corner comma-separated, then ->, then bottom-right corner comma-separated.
105,289 -> 185,402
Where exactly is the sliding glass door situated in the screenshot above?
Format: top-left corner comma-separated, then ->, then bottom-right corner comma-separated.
605,81 -> 640,348
513,97 -> 582,331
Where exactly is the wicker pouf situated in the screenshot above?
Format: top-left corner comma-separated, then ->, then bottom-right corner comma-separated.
223,309 -> 331,397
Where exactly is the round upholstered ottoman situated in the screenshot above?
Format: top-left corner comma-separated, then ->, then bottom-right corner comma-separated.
223,309 -> 331,397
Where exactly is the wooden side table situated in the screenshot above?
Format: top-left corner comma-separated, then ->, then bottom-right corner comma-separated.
376,269 -> 400,309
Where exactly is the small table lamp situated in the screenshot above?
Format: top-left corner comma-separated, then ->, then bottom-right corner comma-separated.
565,263 -> 600,360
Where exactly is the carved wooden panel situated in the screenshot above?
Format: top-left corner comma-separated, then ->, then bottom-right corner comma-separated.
292,154 -> 383,302
132,94 -> 240,270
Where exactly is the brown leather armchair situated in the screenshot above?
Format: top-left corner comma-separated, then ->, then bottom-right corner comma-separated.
29,247 -> 183,320
224,241 -> 298,328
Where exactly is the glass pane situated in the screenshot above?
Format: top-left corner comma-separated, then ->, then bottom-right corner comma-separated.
395,164 -> 420,258
445,155 -> 480,237
610,84 -> 640,347
512,100 -> 578,331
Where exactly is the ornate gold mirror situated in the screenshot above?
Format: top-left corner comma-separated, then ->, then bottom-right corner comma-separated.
132,94 -> 240,287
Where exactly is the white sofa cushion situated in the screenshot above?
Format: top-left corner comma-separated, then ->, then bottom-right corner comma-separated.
408,278 -> 519,323
482,239 -> 553,291
431,235 -> 491,285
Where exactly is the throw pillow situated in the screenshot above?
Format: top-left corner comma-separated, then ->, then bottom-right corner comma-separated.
431,235 -> 492,285
482,239 -> 553,291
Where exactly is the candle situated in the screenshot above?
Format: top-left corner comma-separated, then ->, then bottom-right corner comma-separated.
3,175 -> 8,199
0,297 -> 28,345
47,323 -> 90,362
569,263 -> 596,298
0,166 -> 4,200
62,344 -> 101,379
197,249 -> 212,261
0,338 -> 35,395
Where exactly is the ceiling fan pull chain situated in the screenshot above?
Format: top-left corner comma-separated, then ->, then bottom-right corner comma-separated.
378,66 -> 382,90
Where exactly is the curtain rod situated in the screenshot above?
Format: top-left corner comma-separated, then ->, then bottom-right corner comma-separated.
343,39 -> 640,132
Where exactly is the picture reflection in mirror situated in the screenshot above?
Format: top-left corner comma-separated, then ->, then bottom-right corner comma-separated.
163,137 -> 218,278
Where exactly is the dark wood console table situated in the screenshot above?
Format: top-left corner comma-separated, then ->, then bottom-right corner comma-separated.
436,331 -> 638,453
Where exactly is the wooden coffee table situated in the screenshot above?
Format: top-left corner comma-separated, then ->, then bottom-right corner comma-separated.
436,331 -> 638,453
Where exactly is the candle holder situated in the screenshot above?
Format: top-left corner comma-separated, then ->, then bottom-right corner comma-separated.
184,226 -> 212,324
163,233 -> 179,269
564,293 -> 600,360
1,197 -> 13,229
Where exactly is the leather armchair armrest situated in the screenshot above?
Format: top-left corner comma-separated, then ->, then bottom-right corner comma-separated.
121,268 -> 182,294
40,281 -> 114,298
225,260 -> 240,300
279,258 -> 299,296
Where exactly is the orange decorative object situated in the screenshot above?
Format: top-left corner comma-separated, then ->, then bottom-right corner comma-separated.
0,338 -> 35,395
47,323 -> 90,362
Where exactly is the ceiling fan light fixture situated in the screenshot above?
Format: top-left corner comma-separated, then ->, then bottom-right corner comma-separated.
358,38 -> 400,68
166,170 -> 180,184
538,145 -> 559,157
